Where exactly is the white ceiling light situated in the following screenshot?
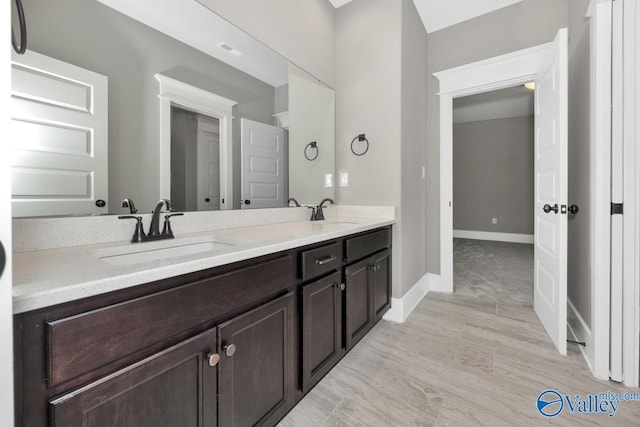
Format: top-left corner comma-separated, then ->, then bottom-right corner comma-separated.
524,82 -> 536,90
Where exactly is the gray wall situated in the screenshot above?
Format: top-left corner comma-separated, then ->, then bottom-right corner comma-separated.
23,0 -> 274,214
453,116 -> 534,235
197,0 -> 336,88
400,0 -> 428,296
567,0 -> 592,327
426,0 -> 569,273
336,0 -> 429,297
335,0 -> 403,296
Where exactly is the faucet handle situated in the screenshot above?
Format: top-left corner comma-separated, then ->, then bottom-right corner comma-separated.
306,206 -> 317,221
118,216 -> 146,243
162,213 -> 183,236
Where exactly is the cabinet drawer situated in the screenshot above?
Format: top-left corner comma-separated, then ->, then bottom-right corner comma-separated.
345,228 -> 391,263
47,255 -> 293,387
300,242 -> 342,281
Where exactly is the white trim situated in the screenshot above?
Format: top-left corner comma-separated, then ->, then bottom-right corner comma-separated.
567,299 -> 595,372
453,230 -> 534,244
621,0 -> 640,388
434,44 -> 550,295
383,273 -> 429,323
0,0 -> 14,417
589,1 -> 612,381
155,74 -> 238,210
427,273 -> 451,293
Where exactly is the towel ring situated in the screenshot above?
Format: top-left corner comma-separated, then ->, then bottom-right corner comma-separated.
304,141 -> 319,161
351,134 -> 369,156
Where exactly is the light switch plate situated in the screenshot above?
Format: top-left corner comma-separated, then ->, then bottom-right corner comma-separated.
325,174 -> 333,187
340,172 -> 349,187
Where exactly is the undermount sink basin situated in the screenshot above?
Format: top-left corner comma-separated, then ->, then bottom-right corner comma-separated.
92,236 -> 239,266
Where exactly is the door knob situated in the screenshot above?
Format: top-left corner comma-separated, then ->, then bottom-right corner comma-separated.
223,343 -> 237,357
568,204 -> 579,214
206,352 -> 220,367
339,283 -> 346,291
543,203 -> 559,214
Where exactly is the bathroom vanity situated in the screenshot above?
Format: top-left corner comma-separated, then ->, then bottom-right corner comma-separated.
12,215 -> 393,426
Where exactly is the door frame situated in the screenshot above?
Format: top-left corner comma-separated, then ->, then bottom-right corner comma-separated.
1,0 -> 14,419
619,0 -> 640,387
434,27 -> 611,379
433,41 -> 551,294
155,74 -> 237,210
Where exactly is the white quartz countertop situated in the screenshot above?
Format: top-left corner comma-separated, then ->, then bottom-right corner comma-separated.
12,216 -> 394,314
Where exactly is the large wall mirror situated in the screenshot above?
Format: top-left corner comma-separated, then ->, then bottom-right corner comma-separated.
10,0 -> 335,217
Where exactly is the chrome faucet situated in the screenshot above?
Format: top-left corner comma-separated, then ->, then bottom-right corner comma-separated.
118,199 -> 183,243
311,198 -> 334,221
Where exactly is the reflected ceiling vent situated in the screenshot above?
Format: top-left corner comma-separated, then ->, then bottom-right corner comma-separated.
217,42 -> 242,57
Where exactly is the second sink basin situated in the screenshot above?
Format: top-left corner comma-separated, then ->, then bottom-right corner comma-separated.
92,236 -> 239,266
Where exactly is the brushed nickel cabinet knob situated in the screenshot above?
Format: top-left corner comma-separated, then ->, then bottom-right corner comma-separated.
223,344 -> 237,357
206,352 -> 220,367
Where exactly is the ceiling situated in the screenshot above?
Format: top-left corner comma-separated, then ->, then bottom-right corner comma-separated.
453,85 -> 534,124
97,0 -> 289,87
329,0 -> 523,33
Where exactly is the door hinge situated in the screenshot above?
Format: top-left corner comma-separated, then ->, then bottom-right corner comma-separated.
611,203 -> 624,215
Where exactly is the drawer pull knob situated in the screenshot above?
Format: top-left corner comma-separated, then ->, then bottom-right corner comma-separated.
223,344 -> 237,357
206,352 -> 220,367
315,255 -> 337,265
339,283 -> 346,291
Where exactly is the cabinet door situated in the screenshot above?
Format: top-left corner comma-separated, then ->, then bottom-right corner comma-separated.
372,249 -> 391,322
218,293 -> 295,427
49,328 -> 218,427
344,257 -> 373,350
301,272 -> 343,393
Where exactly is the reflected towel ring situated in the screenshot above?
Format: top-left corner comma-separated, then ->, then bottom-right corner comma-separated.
304,141 -> 319,161
351,134 -> 369,156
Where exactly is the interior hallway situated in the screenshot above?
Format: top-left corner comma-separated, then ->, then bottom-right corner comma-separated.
280,239 -> 640,426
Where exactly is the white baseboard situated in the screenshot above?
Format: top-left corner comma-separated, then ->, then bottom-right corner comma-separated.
383,274 -> 429,323
453,229 -> 534,244
567,299 -> 596,375
427,273 -> 451,293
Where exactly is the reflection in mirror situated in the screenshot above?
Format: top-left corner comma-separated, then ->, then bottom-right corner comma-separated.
11,0 -> 334,217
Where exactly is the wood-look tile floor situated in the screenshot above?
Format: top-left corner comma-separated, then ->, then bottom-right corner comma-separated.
279,239 -> 640,426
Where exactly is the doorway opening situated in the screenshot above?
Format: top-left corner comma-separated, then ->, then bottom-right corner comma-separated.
452,85 -> 535,310
170,107 -> 222,212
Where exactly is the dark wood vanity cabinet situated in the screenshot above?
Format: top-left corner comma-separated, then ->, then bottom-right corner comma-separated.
301,271 -> 344,393
218,293 -> 295,427
14,226 -> 392,427
49,328 -> 219,427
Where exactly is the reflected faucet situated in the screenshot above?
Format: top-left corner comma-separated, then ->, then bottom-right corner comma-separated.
287,198 -> 301,207
121,198 -> 137,214
312,198 -> 334,221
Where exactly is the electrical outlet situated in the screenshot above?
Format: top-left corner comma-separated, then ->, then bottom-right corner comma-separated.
492,218 -> 498,225
340,172 -> 349,187
324,174 -> 333,188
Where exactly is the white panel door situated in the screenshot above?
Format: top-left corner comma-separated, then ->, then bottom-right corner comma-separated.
240,118 -> 286,209
11,50 -> 108,217
534,29 -> 569,355
196,116 -> 221,211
